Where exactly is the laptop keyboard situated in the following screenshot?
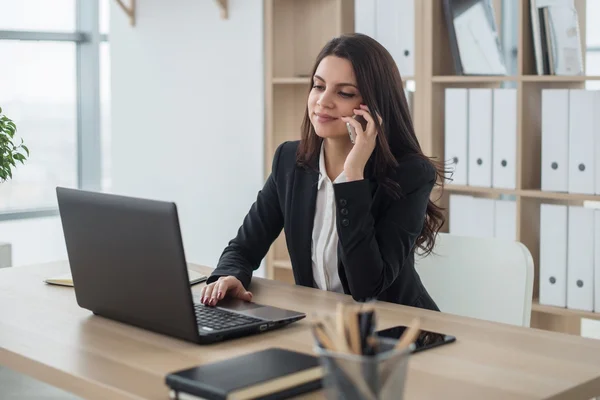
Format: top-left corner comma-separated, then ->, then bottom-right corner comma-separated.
194,304 -> 263,332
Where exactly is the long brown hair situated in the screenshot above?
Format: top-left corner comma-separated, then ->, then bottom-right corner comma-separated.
296,33 -> 446,255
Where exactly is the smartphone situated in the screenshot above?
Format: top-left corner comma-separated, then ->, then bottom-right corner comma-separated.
376,325 -> 456,353
345,114 -> 368,144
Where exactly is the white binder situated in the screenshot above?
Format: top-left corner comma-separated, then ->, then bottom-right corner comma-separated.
541,89 -> 569,192
492,89 -> 517,189
356,0 -> 415,77
354,0 -> 376,38
568,90 -> 595,194
471,197 -> 495,238
596,210 -> 600,312
468,89 -> 493,187
494,200 -> 516,241
387,0 -> 415,77
567,206 -> 595,312
449,194 -> 472,236
444,88 -> 469,185
539,204 -> 568,308
595,91 -> 600,195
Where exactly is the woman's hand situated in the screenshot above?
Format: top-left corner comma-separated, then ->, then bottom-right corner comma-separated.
200,276 -> 253,306
341,104 -> 382,181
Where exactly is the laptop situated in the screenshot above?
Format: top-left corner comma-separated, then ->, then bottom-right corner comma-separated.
55,187 -> 306,344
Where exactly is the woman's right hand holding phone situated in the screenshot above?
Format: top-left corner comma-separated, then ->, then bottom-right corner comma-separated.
200,276 -> 253,306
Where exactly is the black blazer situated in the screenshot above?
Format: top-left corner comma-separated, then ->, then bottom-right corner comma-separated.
207,140 -> 440,311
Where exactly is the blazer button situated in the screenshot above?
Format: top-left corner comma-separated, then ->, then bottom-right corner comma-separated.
340,208 -> 348,215
342,218 -> 349,227
340,199 -> 347,207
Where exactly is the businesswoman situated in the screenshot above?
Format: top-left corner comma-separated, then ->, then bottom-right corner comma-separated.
201,33 -> 445,311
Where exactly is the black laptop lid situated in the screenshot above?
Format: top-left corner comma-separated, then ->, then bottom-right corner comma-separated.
56,187 -> 200,343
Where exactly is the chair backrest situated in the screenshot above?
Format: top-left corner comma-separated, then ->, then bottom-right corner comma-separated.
415,233 -> 534,327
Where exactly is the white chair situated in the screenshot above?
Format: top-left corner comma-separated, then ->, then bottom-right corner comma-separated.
415,233 -> 534,327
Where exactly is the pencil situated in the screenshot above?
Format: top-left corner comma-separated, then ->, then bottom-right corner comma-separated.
312,324 -> 336,352
347,307 -> 361,354
395,318 -> 421,350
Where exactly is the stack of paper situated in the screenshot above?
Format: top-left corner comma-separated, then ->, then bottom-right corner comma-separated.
442,0 -> 507,75
531,0 -> 583,75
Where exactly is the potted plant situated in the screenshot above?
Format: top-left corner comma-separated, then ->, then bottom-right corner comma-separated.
0,107 -> 29,181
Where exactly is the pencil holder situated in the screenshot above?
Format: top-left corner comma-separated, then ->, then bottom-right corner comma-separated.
315,338 -> 413,400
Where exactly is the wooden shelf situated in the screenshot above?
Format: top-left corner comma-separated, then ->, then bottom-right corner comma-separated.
444,186 -> 600,202
264,0 -> 354,285
532,300 -> 600,321
114,0 -> 136,26
432,75 -> 600,83
432,75 -> 518,83
272,77 -> 311,84
273,260 -> 292,269
214,0 -> 228,19
444,185 -> 519,196
520,190 -> 600,202
273,76 -> 417,84
522,75 -> 600,82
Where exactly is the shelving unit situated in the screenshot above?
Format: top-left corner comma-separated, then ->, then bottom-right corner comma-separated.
419,0 -> 596,335
263,0 -> 598,336
431,76 -> 518,83
263,0 -> 355,283
445,185 -> 600,202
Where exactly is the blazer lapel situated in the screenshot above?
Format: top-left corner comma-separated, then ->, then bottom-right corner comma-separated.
288,165 -> 319,288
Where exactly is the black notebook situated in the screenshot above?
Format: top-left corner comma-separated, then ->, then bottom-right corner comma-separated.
165,348 -> 323,400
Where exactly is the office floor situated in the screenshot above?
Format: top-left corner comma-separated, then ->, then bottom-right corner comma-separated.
0,367 -> 81,399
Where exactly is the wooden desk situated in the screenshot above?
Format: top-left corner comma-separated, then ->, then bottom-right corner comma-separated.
1,262 -> 600,399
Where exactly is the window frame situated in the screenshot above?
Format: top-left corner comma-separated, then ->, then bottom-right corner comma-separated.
0,0 -> 108,221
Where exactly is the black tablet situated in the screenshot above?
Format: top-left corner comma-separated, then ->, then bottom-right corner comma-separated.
376,325 -> 456,353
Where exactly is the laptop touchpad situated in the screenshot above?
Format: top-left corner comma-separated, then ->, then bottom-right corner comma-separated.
241,306 -> 301,321
218,298 -> 300,320
217,298 -> 263,312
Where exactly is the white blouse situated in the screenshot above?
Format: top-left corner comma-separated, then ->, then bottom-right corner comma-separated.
311,144 -> 346,293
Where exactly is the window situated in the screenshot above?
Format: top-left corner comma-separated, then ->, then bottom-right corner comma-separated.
0,41 -> 77,210
101,41 -> 112,192
0,0 -> 109,217
100,0 -> 110,35
0,0 -> 76,32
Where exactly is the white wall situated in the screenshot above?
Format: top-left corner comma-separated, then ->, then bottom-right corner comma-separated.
110,0 -> 265,275
0,217 -> 66,267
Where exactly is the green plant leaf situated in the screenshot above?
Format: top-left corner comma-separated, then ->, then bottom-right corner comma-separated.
0,108 -> 26,180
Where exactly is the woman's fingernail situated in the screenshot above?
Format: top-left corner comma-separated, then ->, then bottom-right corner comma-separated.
217,291 -> 223,299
